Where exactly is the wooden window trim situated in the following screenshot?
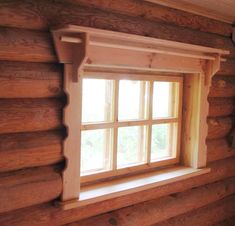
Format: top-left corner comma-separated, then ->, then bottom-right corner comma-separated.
52,25 -> 229,209
61,166 -> 211,210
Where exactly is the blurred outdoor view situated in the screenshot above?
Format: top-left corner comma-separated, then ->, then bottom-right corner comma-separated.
119,80 -> 147,120
117,126 -> 147,168
82,79 -> 113,123
81,78 -> 178,175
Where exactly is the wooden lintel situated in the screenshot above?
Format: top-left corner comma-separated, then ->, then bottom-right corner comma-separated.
52,26 -> 228,80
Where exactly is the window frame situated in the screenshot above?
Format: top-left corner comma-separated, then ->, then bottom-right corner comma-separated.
52,25 -> 228,209
80,72 -> 183,184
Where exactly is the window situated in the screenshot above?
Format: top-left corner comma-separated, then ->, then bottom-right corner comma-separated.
52,25 -> 228,209
80,75 -> 182,182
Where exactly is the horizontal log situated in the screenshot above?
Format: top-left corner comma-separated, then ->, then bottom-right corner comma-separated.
72,178 -> 235,226
0,1 -> 234,61
0,62 -> 234,102
1,157 -> 235,225
154,194 -> 235,226
65,0 -> 232,37
0,130 -> 63,173
207,117 -> 233,140
0,27 -> 56,62
0,98 -> 231,172
0,127 -> 229,173
0,61 -> 63,98
208,98 -> 234,117
48,177 -> 235,226
207,139 -> 235,163
0,166 -> 62,213
0,100 -> 230,139
218,59 -> 235,76
1,61 -> 233,101
209,76 -> 235,98
0,98 -> 63,134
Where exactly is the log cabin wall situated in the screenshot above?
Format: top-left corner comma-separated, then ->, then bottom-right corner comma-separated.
0,0 -> 235,225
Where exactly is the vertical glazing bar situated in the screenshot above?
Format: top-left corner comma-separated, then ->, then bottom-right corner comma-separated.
147,81 -> 153,164
104,80 -> 114,170
112,80 -> 119,170
138,81 -> 147,162
176,79 -> 183,161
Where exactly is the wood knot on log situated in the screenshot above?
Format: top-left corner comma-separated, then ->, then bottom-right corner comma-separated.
208,118 -> 219,126
109,217 -> 118,226
216,80 -> 226,88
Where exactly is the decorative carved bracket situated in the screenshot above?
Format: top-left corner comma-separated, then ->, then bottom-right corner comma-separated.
52,31 -> 88,82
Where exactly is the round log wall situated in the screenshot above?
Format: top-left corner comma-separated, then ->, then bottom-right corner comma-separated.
0,0 -> 234,225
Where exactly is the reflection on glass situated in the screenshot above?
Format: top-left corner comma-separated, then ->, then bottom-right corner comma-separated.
117,126 -> 147,168
119,80 -> 148,120
81,129 -> 112,175
153,82 -> 178,118
151,123 -> 176,161
82,79 -> 113,123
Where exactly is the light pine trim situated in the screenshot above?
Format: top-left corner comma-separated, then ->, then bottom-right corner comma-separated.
147,81 -> 154,163
176,81 -> 183,161
51,25 -> 227,207
62,64 -> 82,201
60,36 -> 83,43
81,118 -> 178,130
112,80 -> 119,170
81,157 -> 178,183
138,82 -> 147,162
57,25 -> 229,55
80,76 -> 182,180
89,39 -> 217,60
61,167 -> 211,210
181,69 -> 213,168
83,71 -> 183,82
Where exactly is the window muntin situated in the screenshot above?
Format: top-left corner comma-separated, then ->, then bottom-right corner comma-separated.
81,74 -> 182,178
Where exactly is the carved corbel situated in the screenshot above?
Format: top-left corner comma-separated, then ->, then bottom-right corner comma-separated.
204,55 -> 221,86
52,31 -> 88,82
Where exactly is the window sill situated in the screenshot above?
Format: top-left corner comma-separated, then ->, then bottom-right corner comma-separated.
59,166 -> 210,210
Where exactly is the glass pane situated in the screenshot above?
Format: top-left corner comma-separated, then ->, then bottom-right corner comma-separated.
151,123 -> 177,161
117,126 -> 147,168
82,79 -> 113,123
119,80 -> 148,120
81,129 -> 112,175
153,82 -> 178,118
